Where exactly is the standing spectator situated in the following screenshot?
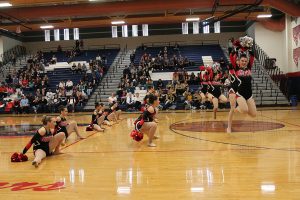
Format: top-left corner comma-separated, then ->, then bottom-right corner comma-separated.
228,38 -> 234,54
219,57 -> 227,73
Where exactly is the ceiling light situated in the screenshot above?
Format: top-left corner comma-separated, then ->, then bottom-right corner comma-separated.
186,17 -> 200,22
111,20 -> 125,25
0,2 -> 12,7
40,25 -> 54,29
257,14 -> 272,18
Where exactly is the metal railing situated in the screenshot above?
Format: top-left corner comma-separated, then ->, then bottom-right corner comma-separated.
253,42 -> 288,97
41,44 -> 121,53
0,45 -> 26,65
142,40 -> 219,48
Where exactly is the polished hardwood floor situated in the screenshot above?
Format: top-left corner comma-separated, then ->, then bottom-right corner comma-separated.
0,108 -> 300,199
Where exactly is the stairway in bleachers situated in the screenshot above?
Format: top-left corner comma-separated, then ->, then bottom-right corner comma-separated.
84,50 -> 132,110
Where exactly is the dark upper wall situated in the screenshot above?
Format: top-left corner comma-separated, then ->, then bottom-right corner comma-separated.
21,21 -> 247,42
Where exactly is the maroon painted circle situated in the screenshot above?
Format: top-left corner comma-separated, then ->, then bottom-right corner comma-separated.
170,120 -> 285,133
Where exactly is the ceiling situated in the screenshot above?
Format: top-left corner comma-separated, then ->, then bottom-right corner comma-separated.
0,0 -> 299,34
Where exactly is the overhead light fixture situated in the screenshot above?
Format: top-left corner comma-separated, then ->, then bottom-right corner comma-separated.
257,14 -> 272,18
204,16 -> 215,21
0,2 -> 12,7
111,20 -> 125,25
40,25 -> 54,29
186,17 -> 200,22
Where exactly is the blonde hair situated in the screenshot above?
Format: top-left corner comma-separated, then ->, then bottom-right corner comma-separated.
41,115 -> 53,125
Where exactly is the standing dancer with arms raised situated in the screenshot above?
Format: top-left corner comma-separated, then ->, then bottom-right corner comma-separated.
227,38 -> 256,133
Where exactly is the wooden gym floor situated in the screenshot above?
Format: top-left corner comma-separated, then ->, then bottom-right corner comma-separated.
0,107 -> 300,199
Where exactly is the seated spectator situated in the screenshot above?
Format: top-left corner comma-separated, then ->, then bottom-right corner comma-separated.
86,82 -> 93,96
108,93 -> 117,105
82,63 -> 87,73
71,63 -> 76,73
77,63 -> 82,74
65,79 -> 73,91
13,98 -> 21,114
51,55 -> 57,64
126,92 -> 135,110
59,81 -> 65,90
156,79 -> 164,90
20,95 -> 29,113
134,93 -> 142,110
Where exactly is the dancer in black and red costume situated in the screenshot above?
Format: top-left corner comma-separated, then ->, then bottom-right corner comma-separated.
131,94 -> 159,147
199,65 -> 211,109
89,103 -> 106,132
56,105 -> 84,143
227,36 -> 256,133
207,66 -> 228,119
22,116 -> 65,167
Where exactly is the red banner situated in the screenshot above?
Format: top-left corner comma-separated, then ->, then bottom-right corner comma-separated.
293,25 -> 300,46
293,47 -> 300,67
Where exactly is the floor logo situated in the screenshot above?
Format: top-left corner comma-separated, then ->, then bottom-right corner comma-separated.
0,181 -> 65,191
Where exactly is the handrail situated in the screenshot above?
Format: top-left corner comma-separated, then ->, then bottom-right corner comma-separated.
253,41 -> 287,97
41,44 -> 121,52
0,45 -> 26,65
141,40 -> 219,48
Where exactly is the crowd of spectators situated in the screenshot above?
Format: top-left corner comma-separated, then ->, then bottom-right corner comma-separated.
111,45 -> 229,111
0,41 -> 112,114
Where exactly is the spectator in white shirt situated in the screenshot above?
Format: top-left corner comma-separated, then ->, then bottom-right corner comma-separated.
108,93 -> 117,105
134,93 -> 142,110
66,79 -> 73,91
126,92 -> 135,109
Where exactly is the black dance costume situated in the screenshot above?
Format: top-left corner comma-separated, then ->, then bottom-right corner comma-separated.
23,128 -> 53,156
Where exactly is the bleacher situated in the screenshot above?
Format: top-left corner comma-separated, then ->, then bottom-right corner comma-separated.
45,49 -> 119,91
43,49 -> 120,64
133,44 -> 227,67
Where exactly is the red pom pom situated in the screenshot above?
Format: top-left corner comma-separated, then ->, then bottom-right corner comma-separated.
11,152 -> 20,162
11,152 -> 28,162
233,40 -> 241,47
86,125 -> 94,131
20,153 -> 28,162
130,130 -> 143,142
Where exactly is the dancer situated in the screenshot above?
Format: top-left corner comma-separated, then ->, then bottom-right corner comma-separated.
56,105 -> 84,142
90,103 -> 106,132
22,115 -> 65,167
106,101 -> 122,123
199,66 -> 210,109
207,67 -> 228,119
133,94 -> 160,147
227,53 -> 256,133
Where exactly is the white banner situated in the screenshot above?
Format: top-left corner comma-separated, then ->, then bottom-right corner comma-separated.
214,21 -> 220,33
132,25 -> 138,37
54,29 -> 60,41
193,21 -> 199,34
64,28 -> 69,40
73,28 -> 79,40
112,26 -> 118,38
122,25 -> 128,37
142,24 -> 148,36
203,22 -> 210,34
182,22 -> 188,34
44,30 -> 50,42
